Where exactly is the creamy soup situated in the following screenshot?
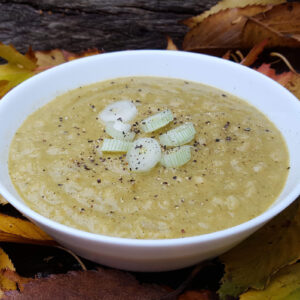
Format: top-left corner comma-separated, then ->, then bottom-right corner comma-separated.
9,77 -> 289,239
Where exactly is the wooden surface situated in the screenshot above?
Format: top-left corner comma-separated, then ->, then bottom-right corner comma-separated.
0,0 -> 217,53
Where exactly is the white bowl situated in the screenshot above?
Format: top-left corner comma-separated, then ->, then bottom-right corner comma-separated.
0,50 -> 300,272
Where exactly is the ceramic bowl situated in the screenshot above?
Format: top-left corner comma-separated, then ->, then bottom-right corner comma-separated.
0,50 -> 300,271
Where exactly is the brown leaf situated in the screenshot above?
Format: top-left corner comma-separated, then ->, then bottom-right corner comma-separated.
182,5 -> 273,54
3,268 -> 170,300
0,213 -> 55,246
286,72 -> 300,100
182,0 -> 286,28
178,290 -> 216,300
183,3 -> 300,54
66,48 -> 102,61
242,2 -> 300,48
0,248 -> 16,292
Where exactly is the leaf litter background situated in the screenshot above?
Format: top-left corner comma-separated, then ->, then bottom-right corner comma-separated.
0,0 -> 300,299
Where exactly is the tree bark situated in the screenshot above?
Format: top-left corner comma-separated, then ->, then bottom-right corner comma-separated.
0,0 -> 217,53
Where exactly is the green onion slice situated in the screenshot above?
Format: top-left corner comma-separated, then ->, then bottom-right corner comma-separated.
140,109 -> 173,133
160,146 -> 191,168
105,121 -> 135,141
100,139 -> 132,152
99,100 -> 137,123
159,122 -> 196,147
126,138 -> 161,172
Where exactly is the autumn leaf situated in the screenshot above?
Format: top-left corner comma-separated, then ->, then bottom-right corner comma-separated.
182,5 -> 273,55
242,2 -> 300,48
286,72 -> 300,100
0,248 -> 16,294
0,45 -> 101,98
0,213 -> 55,246
0,43 -> 36,70
166,36 -> 178,50
182,3 -> 300,54
2,267 -> 169,299
0,196 -> 8,206
218,197 -> 300,299
255,63 -> 294,86
178,290 -> 216,300
182,0 -> 286,28
240,263 -> 300,300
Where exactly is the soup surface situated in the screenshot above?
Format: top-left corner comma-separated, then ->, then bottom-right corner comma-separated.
9,77 -> 289,239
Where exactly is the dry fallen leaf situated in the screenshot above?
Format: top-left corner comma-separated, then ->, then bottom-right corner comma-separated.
0,248 -> 16,293
178,290 -> 216,300
183,3 -> 300,54
0,213 -> 54,245
242,2 -> 300,48
182,5 -> 273,55
182,0 -> 286,28
0,45 -> 101,97
2,267 -> 169,299
0,43 -> 36,71
218,197 -> 300,299
255,63 -> 294,86
240,262 -> 300,299
166,36 -> 178,50
0,196 -> 7,206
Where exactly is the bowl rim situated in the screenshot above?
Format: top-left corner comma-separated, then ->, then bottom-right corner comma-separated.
0,49 -> 300,247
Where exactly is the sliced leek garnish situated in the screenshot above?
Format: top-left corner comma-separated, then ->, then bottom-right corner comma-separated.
99,100 -> 137,123
105,121 -> 135,141
140,109 -> 173,133
100,139 -> 132,152
160,146 -> 191,168
159,122 -> 196,147
126,138 -> 161,172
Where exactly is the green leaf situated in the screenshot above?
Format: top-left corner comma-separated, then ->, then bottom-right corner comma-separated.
240,263 -> 300,300
218,197 -> 300,299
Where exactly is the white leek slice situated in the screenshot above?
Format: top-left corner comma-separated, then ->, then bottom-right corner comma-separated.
99,100 -> 137,123
159,122 -> 196,147
126,138 -> 161,172
140,109 -> 173,133
160,146 -> 191,168
105,121 -> 135,141
100,139 -> 132,152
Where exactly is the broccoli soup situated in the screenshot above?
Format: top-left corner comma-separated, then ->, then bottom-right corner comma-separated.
9,77 -> 289,239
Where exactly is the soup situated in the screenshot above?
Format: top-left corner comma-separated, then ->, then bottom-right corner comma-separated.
9,77 -> 289,239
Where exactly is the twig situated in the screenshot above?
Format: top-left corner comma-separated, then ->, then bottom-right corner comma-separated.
230,53 -> 240,63
270,52 -> 297,73
235,50 -> 244,61
55,245 -> 87,271
159,261 -> 212,300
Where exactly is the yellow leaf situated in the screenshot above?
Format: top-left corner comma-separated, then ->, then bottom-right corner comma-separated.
0,248 -> 16,292
0,43 -> 37,70
34,49 -> 68,71
218,197 -> 300,299
166,36 -> 178,50
240,263 -> 300,300
0,213 -> 55,246
182,0 -> 286,28
0,195 -> 8,205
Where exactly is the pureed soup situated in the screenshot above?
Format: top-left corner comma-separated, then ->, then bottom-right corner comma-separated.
9,77 -> 289,239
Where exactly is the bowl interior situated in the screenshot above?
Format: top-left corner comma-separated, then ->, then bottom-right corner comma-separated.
0,50 -> 300,242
